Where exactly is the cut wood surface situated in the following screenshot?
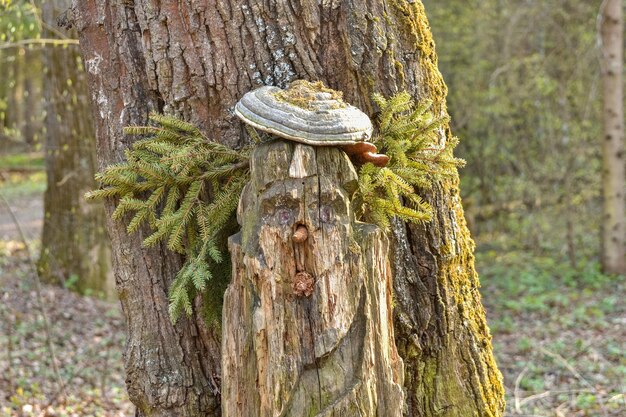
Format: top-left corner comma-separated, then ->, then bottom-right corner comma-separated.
222,140 -> 404,416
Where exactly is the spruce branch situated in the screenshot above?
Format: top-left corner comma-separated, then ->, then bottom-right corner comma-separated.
88,113 -> 250,324
354,91 -> 463,229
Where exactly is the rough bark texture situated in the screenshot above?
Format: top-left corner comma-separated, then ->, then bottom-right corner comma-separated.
600,0 -> 626,275
72,0 -> 504,416
223,141 -> 404,416
38,0 -> 113,298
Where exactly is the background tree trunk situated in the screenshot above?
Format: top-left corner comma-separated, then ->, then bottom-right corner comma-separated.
73,0 -> 504,416
2,52 -> 22,147
0,47 -> 43,150
599,0 -> 625,275
38,0 -> 113,298
22,48 -> 43,147
12,52 -> 25,143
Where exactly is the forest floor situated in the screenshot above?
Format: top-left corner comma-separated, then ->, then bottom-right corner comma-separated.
0,160 -> 624,417
0,154 -> 46,242
0,156 -> 134,416
479,250 -> 626,417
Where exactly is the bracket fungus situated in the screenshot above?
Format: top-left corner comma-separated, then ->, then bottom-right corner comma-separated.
235,80 -> 389,167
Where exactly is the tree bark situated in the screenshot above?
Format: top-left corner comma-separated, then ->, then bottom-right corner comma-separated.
12,52 -> 26,143
600,0 -> 626,275
22,50 -> 41,146
223,141 -> 404,416
2,51 -> 23,147
38,0 -> 113,297
72,0 -> 505,416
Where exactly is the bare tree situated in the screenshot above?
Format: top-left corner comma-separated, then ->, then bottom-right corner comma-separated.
599,0 -> 625,275
72,1 -> 505,416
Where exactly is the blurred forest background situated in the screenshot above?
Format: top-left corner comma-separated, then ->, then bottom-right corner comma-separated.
0,0 -> 624,416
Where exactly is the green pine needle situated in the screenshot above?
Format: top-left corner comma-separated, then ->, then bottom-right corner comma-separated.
353,91 -> 463,229
88,112 -> 250,324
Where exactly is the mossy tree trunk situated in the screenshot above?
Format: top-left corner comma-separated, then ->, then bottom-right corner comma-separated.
38,0 -> 113,298
72,0 -> 504,416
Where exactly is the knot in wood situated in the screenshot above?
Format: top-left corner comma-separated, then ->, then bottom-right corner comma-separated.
293,271 -> 315,297
292,224 -> 309,243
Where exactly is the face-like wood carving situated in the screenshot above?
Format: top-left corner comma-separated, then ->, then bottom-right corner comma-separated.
222,140 -> 403,417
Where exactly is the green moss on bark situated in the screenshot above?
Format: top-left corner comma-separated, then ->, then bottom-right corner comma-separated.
383,2 -> 506,416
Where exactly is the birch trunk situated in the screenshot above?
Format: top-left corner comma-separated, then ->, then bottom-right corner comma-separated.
73,0 -> 504,415
600,0 -> 626,275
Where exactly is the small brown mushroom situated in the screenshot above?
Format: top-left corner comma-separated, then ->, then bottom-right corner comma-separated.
341,143 -> 390,167
350,151 -> 390,167
360,152 -> 390,167
341,142 -> 378,156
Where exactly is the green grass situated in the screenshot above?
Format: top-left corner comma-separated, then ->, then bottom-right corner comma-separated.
0,152 -> 46,199
478,251 -> 617,316
0,171 -> 46,199
0,152 -> 44,170
478,250 -> 626,417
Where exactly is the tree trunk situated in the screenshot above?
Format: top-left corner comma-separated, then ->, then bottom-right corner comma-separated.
72,1 -> 504,416
12,52 -> 26,143
2,51 -> 22,146
223,141 -> 404,416
0,52 -> 7,146
38,0 -> 114,298
22,49 -> 42,146
600,0 -> 626,275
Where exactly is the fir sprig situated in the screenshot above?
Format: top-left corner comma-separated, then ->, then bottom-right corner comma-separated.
86,113 -> 251,323
352,92 -> 465,229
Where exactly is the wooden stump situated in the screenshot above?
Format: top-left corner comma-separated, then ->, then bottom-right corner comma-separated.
222,140 -> 404,416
